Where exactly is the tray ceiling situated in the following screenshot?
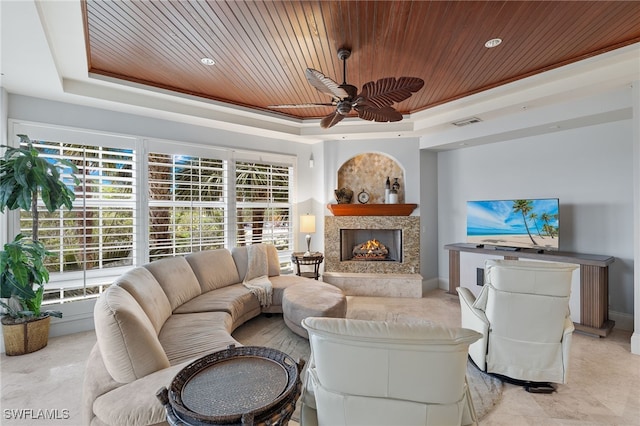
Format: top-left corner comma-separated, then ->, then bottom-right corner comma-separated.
82,1 -> 640,121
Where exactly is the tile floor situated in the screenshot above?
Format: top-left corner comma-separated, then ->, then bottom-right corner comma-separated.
1,289 -> 639,425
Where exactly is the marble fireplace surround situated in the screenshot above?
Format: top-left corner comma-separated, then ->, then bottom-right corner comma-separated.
324,215 -> 422,298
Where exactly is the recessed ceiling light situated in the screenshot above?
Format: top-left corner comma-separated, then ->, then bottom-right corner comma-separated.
484,38 -> 502,48
200,57 -> 215,66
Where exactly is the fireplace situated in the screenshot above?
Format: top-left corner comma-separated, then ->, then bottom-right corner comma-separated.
340,229 -> 402,262
324,215 -> 421,297
324,216 -> 419,275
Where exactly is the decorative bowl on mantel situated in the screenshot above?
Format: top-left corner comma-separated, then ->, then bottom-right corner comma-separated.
334,188 -> 353,204
327,203 -> 417,216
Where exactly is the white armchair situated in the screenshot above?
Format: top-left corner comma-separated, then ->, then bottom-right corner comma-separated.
457,259 -> 577,388
300,317 -> 481,426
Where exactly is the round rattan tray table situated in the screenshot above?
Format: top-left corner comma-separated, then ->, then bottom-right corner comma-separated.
157,345 -> 303,426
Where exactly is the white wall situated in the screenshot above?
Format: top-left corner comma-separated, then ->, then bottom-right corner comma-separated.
322,137 -> 421,211
0,89 -> 8,353
420,150 -> 439,285
1,88 -> 7,245
321,138 -> 422,273
632,81 -> 640,354
304,142 -> 326,256
436,119 -> 634,326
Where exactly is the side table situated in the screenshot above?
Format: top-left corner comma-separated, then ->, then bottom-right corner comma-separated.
156,345 -> 303,425
291,252 -> 324,280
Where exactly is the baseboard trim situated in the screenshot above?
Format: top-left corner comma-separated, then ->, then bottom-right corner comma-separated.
608,310 -> 633,332
422,277 -> 440,294
631,332 -> 640,355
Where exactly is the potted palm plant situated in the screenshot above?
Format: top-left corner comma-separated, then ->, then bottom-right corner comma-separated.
0,135 -> 78,355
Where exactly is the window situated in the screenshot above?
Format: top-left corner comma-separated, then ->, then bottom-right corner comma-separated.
235,161 -> 294,267
16,138 -> 136,303
148,152 -> 227,260
6,122 -> 296,304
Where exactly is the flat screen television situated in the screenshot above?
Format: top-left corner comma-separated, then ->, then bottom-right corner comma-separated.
466,198 -> 559,251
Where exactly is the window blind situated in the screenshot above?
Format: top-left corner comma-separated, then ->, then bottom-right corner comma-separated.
235,161 -> 294,268
18,139 -> 136,302
148,152 -> 227,260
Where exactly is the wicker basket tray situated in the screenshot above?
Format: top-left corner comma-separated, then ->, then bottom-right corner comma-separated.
157,346 -> 303,426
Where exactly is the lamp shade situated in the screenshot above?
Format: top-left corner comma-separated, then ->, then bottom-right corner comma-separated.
300,215 -> 316,233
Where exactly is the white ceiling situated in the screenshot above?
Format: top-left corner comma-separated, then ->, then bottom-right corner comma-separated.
1,0 -> 639,146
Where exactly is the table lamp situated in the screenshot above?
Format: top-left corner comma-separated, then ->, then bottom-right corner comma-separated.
300,214 -> 316,256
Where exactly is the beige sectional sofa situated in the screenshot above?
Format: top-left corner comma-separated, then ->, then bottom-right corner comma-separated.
82,245 -> 308,426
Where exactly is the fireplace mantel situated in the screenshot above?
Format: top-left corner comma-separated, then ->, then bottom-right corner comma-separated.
327,203 -> 417,216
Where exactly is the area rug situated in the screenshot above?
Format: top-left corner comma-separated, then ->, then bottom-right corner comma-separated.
232,312 -> 503,421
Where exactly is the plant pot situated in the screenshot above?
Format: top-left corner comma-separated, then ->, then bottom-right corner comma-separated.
2,315 -> 51,356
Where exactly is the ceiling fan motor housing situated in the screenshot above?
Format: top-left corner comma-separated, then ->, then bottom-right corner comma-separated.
337,100 -> 353,115
337,48 -> 351,61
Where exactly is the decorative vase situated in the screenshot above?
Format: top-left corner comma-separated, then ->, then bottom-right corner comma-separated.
389,189 -> 399,204
2,315 -> 51,356
334,188 -> 353,204
385,177 -> 391,203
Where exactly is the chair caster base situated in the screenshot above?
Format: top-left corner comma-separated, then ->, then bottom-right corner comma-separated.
525,383 -> 556,394
488,371 -> 558,394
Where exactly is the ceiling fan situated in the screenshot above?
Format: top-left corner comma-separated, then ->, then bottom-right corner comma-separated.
268,48 -> 425,129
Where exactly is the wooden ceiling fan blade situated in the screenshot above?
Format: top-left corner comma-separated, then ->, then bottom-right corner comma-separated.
340,84 -> 358,99
356,105 -> 403,123
268,103 -> 335,109
320,111 -> 345,128
396,77 -> 425,92
306,68 -> 349,99
358,77 -> 425,109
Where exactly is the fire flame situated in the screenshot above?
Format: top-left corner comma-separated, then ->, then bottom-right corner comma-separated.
352,239 -> 389,259
360,239 -> 383,251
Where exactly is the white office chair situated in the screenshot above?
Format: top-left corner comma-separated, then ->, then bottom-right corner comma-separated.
457,259 -> 577,392
300,317 -> 481,426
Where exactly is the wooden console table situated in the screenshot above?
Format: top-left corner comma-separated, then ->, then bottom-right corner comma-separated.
444,243 -> 615,337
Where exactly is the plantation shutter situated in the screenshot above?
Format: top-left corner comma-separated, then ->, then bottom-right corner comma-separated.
235,160 -> 294,267
17,138 -> 136,301
147,152 -> 227,260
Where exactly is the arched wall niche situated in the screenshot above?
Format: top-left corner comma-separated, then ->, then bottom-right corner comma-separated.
336,152 -> 405,204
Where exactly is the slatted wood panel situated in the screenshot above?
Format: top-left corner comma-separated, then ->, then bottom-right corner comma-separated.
448,249 -> 460,295
83,0 -> 640,119
580,264 -> 609,328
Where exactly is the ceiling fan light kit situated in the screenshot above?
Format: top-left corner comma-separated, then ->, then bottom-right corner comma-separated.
270,48 -> 425,129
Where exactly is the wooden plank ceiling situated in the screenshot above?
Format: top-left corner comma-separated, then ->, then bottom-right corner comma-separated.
83,1 -> 640,120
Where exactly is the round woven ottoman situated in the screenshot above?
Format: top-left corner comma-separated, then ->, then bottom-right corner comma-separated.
283,282 -> 347,338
